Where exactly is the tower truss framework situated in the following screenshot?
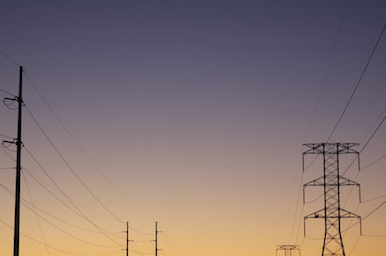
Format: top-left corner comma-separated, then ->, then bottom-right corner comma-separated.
303,143 -> 362,256
276,245 -> 300,256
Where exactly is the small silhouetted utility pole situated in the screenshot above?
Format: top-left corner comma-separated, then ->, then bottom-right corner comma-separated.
126,222 -> 129,256
123,222 -> 133,256
155,222 -> 158,256
151,222 -> 161,256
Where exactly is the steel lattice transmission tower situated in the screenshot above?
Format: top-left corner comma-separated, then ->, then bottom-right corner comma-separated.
276,245 -> 300,256
303,143 -> 362,256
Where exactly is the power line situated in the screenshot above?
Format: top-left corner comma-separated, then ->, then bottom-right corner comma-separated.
23,147 -> 124,238
303,0 -> 350,143
159,231 -> 177,256
21,171 -> 51,256
327,22 -> 386,142
2,180 -> 123,249
24,104 -> 124,225
24,72 -> 155,223
0,50 -> 21,67
0,181 -> 121,236
359,115 -> 386,156
3,69 -> 152,247
0,133 -> 15,139
347,236 -> 361,256
0,88 -> 16,97
21,146 -> 123,245
361,152 -> 386,170
342,200 -> 386,233
24,166 -> 125,224
340,114 -> 386,177
0,219 -> 123,256
362,193 -> 386,203
287,170 -> 305,245
289,0 -> 350,245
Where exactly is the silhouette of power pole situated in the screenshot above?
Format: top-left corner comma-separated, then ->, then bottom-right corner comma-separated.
151,222 -> 161,256
123,222 -> 133,256
303,143 -> 362,256
2,66 -> 24,256
276,245 -> 300,256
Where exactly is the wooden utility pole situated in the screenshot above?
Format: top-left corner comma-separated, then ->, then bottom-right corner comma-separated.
13,66 -> 23,256
155,222 -> 158,256
123,222 -> 133,256
126,222 -> 129,256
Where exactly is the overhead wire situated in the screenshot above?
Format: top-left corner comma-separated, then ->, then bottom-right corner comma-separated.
23,165 -> 124,224
24,72 -> 155,223
337,96 -> 386,250
128,246 -> 154,256
130,242 -> 148,256
16,149 -> 124,246
304,193 -> 323,204
303,0 -> 350,143
361,152 -> 386,170
287,166 -> 304,245
0,219 -> 123,256
159,229 -> 177,256
352,105 -> 386,170
130,242 -> 153,256
326,22 -> 386,142
0,142 -> 17,162
0,88 -> 16,97
0,180 -> 121,234
0,180 -> 121,236
293,5 -> 386,255
289,0 -> 350,249
0,133 -> 15,139
23,104 -> 125,225
299,14 -> 386,256
22,169 -> 51,256
2,48 -> 174,254
1,65 -> 152,252
347,236 -> 361,256
22,145 -> 124,242
341,114 -> 386,177
362,193 -> 386,203
349,195 -> 386,237
0,182 -> 123,249
0,50 -> 21,67
2,180 -> 123,245
129,227 -> 154,236
342,200 -> 386,233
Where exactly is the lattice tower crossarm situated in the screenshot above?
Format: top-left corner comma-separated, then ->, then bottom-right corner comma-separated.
302,143 -> 362,256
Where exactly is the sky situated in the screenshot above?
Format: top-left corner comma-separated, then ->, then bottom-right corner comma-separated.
1,0 -> 386,255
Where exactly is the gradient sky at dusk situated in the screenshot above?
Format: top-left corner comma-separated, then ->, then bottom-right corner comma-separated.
1,1 -> 386,255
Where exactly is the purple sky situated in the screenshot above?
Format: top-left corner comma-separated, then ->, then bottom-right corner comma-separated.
1,1 -> 386,256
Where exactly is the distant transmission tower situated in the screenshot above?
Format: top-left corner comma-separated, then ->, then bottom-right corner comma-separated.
276,245 -> 300,256
303,143 -> 362,256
